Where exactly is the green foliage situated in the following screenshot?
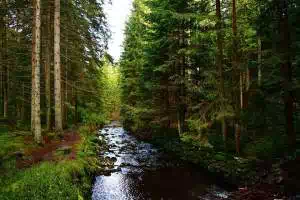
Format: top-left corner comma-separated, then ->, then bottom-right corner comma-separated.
0,130 -> 29,160
0,162 -> 79,200
81,112 -> 106,128
120,0 -> 299,161
98,61 -> 121,121
0,126 -> 100,200
0,0 -> 109,127
121,104 -> 154,135
77,126 -> 99,159
243,135 -> 288,159
15,120 -> 31,131
78,101 -> 106,128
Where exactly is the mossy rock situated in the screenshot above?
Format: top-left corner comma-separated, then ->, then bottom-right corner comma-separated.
214,153 -> 227,161
56,146 -> 72,155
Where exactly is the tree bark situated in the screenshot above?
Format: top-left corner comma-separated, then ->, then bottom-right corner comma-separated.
232,0 -> 241,155
45,1 -> 52,131
54,0 -> 63,131
0,0 -> 4,116
31,0 -> 42,143
1,0 -> 8,119
216,0 -> 228,145
240,72 -> 243,109
177,27 -> 186,136
61,64 -> 65,127
72,81 -> 78,124
21,82 -> 25,121
278,0 -> 295,150
64,35 -> 68,128
257,36 -> 262,86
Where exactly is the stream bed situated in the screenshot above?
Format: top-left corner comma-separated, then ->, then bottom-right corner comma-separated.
92,122 -> 231,200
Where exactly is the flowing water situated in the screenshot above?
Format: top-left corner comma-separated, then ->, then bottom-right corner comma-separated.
92,122 -> 230,200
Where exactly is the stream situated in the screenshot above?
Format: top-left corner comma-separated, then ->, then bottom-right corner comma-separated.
92,122 -> 230,200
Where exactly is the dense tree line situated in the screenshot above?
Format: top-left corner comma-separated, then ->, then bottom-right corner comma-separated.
0,0 -> 109,142
120,0 -> 300,156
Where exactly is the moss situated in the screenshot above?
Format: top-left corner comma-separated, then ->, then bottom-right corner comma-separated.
0,162 -> 79,200
0,126 -> 101,200
150,134 -> 258,185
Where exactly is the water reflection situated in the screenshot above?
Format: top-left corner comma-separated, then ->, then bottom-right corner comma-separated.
92,173 -> 142,200
92,124 -> 229,200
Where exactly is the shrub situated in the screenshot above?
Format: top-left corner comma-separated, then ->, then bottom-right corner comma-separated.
243,134 -> 288,159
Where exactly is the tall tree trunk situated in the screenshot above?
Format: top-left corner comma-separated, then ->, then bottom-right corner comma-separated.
246,69 -> 250,91
45,1 -> 52,131
64,35 -> 68,128
21,82 -> 25,121
278,0 -> 295,150
31,0 -> 42,143
240,73 -> 243,109
177,27 -> 186,135
61,65 -> 65,127
257,3 -> 262,87
257,36 -> 262,86
54,0 -> 63,131
232,0 -> 241,155
216,0 -> 228,145
0,0 -> 4,116
72,81 -> 78,124
1,0 -> 8,119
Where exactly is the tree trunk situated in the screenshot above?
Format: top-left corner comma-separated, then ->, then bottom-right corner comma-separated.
54,0 -> 63,131
21,82 -> 25,121
61,65 -> 65,127
0,0 -> 4,116
64,35 -> 68,128
177,27 -> 186,136
257,36 -> 262,86
240,72 -> 243,109
1,0 -> 8,119
216,0 -> 228,145
232,0 -> 241,155
278,0 -> 295,150
72,82 -> 78,124
31,0 -> 42,143
235,123 -> 241,155
45,1 -> 52,131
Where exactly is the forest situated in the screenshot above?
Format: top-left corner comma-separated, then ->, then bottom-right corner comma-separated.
0,0 -> 299,199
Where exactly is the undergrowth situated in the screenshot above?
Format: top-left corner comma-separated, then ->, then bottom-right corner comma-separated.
0,126 -> 100,200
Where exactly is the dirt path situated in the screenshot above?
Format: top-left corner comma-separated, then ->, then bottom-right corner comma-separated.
16,131 -> 81,168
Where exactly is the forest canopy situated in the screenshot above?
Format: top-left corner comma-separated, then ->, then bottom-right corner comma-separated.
120,0 -> 300,156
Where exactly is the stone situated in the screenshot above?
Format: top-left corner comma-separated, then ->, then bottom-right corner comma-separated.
56,146 -> 72,155
13,151 -> 25,158
276,176 -> 284,184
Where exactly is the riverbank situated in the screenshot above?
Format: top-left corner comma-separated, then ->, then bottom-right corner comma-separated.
147,135 -> 299,199
0,125 -> 104,200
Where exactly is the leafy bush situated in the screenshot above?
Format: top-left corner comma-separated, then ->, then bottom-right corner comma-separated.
16,120 -> 31,131
121,104 -> 154,135
82,113 -> 106,128
243,134 -> 288,159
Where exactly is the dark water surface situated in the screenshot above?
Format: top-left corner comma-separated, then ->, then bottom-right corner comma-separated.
92,123 -> 230,200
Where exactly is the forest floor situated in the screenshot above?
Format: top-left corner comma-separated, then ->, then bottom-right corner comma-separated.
0,125 -> 103,199
16,130 -> 81,168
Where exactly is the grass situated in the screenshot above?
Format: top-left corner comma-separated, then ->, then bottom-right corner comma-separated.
0,134 -> 24,159
0,162 -> 80,200
0,126 -> 101,200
